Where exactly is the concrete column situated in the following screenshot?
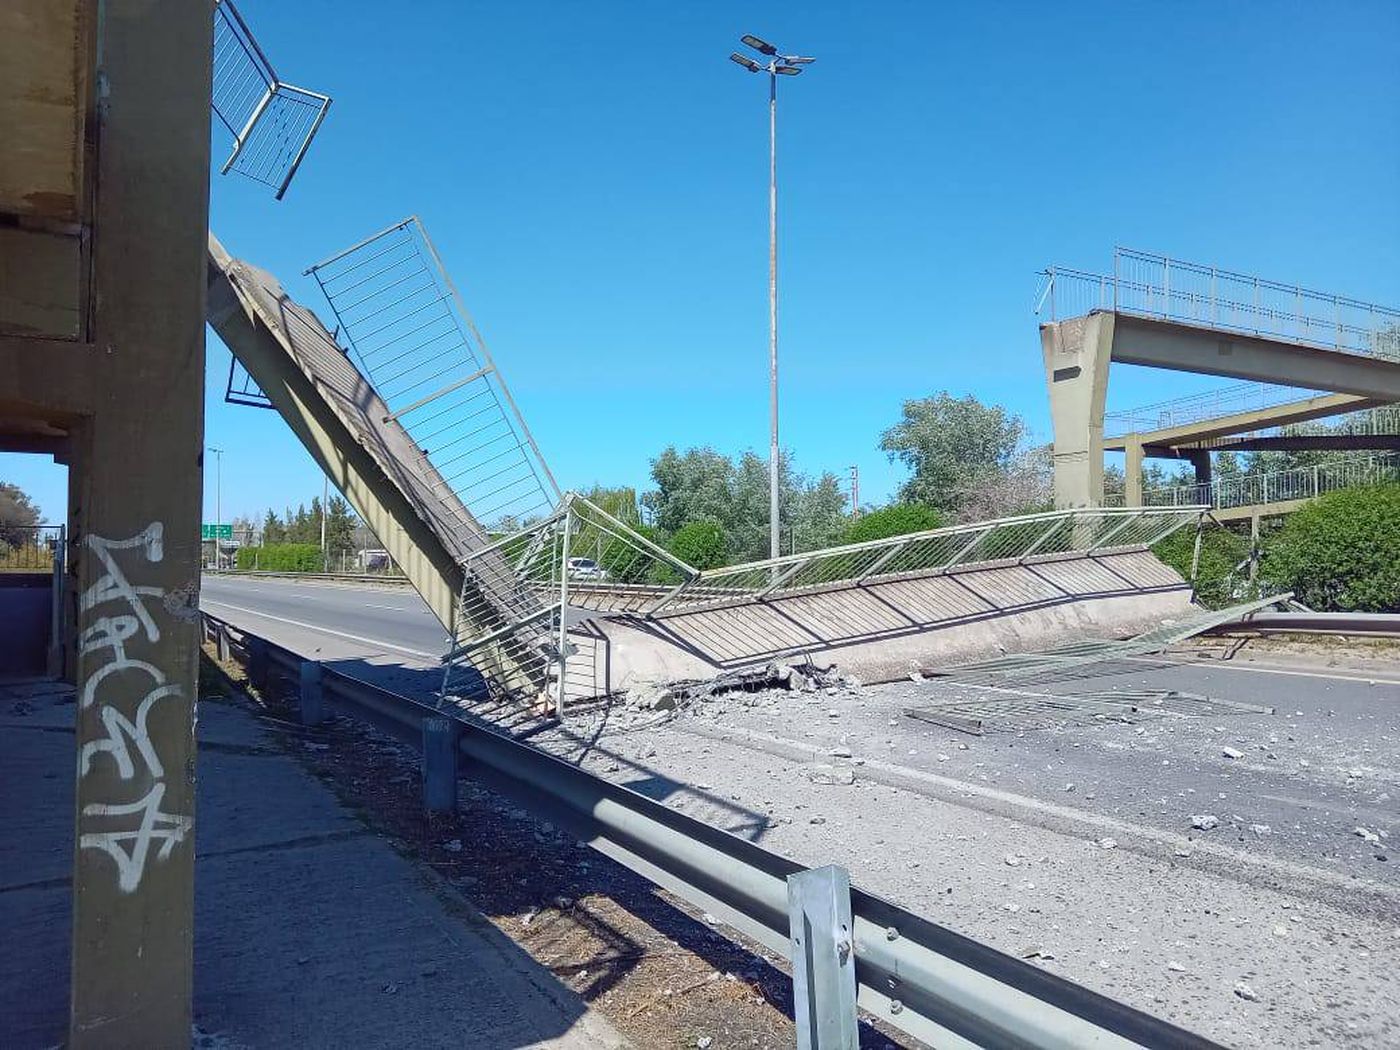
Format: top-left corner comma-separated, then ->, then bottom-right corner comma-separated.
1123,436 -> 1144,507
1040,313 -> 1115,509
68,3 -> 212,1047
1185,450 -> 1212,506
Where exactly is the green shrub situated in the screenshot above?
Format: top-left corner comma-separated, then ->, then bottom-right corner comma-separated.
1152,524 -> 1251,608
1261,483 -> 1400,611
668,520 -> 728,570
235,543 -> 324,573
842,503 -> 945,544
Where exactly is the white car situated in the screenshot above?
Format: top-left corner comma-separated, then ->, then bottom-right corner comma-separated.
566,557 -> 608,580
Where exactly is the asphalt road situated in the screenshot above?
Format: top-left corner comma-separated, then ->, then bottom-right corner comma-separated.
201,575 -> 449,665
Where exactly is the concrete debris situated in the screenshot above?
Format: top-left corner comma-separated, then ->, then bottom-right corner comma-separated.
1167,960 -> 1186,972
1354,827 -> 1381,844
1221,746 -> 1244,760
638,661 -> 858,710
828,746 -> 853,758
1234,982 -> 1259,1002
1248,824 -> 1272,836
1097,837 -> 1118,850
1190,814 -> 1220,830
806,764 -> 856,786
1021,946 -> 1055,960
697,1038 -> 713,1049
1004,854 -> 1022,867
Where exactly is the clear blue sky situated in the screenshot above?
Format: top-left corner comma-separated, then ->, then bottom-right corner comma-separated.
6,0 -> 1399,524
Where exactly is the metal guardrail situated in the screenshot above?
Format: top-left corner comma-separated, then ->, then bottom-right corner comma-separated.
205,569 -> 411,586
1038,248 -> 1400,360
1144,451 -> 1400,510
211,0 -> 332,199
200,610 -> 1224,1050
1104,381 -> 1325,439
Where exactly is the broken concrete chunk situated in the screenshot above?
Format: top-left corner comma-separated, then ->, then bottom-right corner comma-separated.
1233,982 -> 1258,1002
1190,814 -> 1219,830
1354,827 -> 1381,843
1221,746 -> 1244,760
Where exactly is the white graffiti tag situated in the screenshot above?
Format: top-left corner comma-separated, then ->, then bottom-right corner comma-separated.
77,523 -> 192,894
79,783 -> 193,894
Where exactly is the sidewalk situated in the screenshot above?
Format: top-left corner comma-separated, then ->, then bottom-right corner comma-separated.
0,675 -> 626,1049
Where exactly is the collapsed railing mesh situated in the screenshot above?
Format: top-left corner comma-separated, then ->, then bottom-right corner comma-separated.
211,0 -> 331,200
306,218 -> 558,531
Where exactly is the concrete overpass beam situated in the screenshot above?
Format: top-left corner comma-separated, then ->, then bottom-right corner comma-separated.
1110,315 -> 1400,400
1041,313 -> 1114,508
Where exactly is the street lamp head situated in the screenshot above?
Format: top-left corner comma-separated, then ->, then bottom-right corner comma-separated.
740,34 -> 778,56
729,52 -> 762,73
774,65 -> 802,76
784,55 -> 816,64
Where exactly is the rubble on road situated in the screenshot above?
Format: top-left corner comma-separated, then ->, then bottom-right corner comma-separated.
625,661 -> 860,712
1190,814 -> 1220,830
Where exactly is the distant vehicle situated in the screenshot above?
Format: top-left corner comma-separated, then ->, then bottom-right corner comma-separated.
566,557 -> 608,580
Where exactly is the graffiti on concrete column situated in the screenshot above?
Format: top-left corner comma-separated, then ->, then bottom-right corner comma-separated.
76,523 -> 193,893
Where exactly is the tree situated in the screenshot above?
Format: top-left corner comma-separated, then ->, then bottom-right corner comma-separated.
324,495 -> 357,558
842,503 -> 944,544
668,520 -> 728,570
643,447 -> 735,535
641,446 -> 848,563
880,392 -> 1027,515
0,482 -> 41,548
1261,483 -> 1400,611
261,509 -> 287,545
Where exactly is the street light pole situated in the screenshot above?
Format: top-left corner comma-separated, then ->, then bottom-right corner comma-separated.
767,66 -> 779,565
731,36 -> 814,563
207,446 -> 223,569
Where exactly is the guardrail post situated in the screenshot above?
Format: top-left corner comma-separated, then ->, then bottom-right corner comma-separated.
247,635 -> 268,690
787,865 -> 858,1050
422,717 -> 459,815
299,660 -> 327,725
216,624 -> 231,665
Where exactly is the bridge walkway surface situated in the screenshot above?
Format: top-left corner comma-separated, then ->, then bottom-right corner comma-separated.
0,675 -> 625,1050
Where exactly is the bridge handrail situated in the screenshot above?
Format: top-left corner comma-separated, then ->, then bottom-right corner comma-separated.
1038,248 -> 1400,360
1142,451 -> 1400,511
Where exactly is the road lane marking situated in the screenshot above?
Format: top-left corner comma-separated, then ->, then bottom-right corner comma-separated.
1133,655 -> 1400,687
201,599 -> 441,661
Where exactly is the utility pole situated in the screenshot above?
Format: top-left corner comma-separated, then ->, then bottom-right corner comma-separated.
730,35 -> 814,562
849,465 -> 860,517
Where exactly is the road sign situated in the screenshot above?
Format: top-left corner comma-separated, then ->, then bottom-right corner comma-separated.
202,523 -> 233,541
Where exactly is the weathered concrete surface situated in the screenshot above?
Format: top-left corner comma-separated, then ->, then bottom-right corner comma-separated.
0,677 -> 626,1049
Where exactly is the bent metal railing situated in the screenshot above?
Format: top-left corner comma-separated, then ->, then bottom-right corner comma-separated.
211,0 -> 332,199
203,610 -> 1224,1050
1038,248 -> 1400,360
441,501 -> 1205,710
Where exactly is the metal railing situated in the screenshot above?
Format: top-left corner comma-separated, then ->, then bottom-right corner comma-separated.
1104,381 -> 1325,438
0,524 -> 64,572
306,218 -> 559,531
650,505 -> 1203,617
212,0 -> 332,199
1143,452 -> 1400,510
1038,248 -> 1400,359
202,610 -> 1223,1050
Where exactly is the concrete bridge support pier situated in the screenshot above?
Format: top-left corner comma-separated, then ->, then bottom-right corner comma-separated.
0,2 -> 212,1045
1040,314 -> 1115,508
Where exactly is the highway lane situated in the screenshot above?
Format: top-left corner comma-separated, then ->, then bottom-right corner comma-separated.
200,575 -> 448,664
